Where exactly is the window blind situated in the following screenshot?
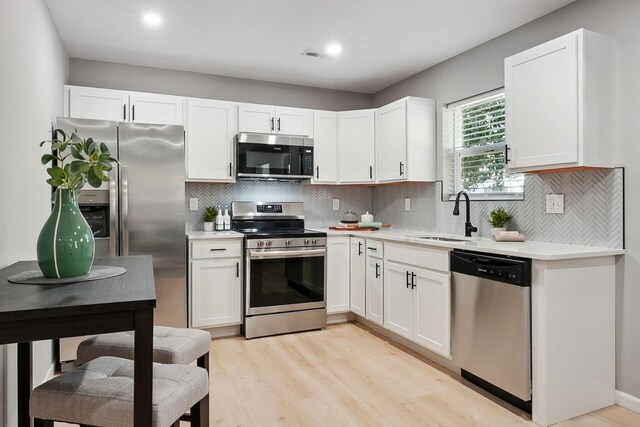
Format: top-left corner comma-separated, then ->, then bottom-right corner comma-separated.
444,90 -> 524,200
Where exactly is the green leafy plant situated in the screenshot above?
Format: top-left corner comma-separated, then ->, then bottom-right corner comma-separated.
203,207 -> 218,223
489,207 -> 513,228
40,129 -> 118,190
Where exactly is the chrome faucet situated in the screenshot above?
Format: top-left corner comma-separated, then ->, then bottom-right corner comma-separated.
453,191 -> 478,237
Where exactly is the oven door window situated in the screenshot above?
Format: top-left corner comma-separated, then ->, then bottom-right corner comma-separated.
237,143 -> 302,176
249,254 -> 325,311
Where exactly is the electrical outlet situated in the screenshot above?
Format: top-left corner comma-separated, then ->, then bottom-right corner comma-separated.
189,198 -> 198,211
333,199 -> 340,211
546,194 -> 564,214
405,198 -> 411,211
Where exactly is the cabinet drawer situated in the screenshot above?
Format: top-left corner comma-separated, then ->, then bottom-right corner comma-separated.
384,242 -> 448,272
366,240 -> 383,258
191,240 -> 241,259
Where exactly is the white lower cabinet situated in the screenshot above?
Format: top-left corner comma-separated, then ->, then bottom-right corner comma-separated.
189,238 -> 242,328
365,240 -> 384,325
384,243 -> 451,358
326,236 -> 350,313
350,238 -> 366,316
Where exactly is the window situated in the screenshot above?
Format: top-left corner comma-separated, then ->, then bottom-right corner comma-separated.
443,90 -> 524,200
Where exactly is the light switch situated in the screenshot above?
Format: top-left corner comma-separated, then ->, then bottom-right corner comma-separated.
333,199 -> 340,211
189,198 -> 198,211
546,194 -> 564,214
405,198 -> 411,211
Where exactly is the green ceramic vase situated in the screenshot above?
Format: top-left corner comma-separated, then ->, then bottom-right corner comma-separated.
37,189 -> 95,278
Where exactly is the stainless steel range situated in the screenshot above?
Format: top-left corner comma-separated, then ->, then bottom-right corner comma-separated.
232,201 -> 327,339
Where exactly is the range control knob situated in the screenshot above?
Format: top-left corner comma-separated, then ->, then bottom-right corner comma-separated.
304,239 -> 310,245
312,239 -> 318,245
257,241 -> 264,247
285,240 -> 293,246
266,240 -> 272,247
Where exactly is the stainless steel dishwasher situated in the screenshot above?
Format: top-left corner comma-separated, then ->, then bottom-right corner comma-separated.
451,249 -> 532,412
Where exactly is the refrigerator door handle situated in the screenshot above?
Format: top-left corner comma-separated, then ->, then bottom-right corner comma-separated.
109,168 -> 118,256
120,165 -> 129,256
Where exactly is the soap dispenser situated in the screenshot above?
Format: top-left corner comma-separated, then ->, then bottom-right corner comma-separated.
215,205 -> 224,231
223,205 -> 231,230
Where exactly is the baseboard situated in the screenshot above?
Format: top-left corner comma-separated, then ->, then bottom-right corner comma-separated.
616,390 -> 640,414
327,312 -> 354,325
205,325 -> 241,339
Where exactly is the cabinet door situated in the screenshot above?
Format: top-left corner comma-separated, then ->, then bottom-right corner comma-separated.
326,236 -> 350,313
238,103 -> 276,133
505,32 -> 579,170
383,261 -> 413,340
350,238 -> 366,316
376,99 -> 407,182
129,93 -> 184,125
312,110 -> 338,183
68,86 -> 129,121
187,99 -> 237,182
276,107 -> 313,137
338,110 -> 376,183
190,258 -> 242,328
413,267 -> 451,357
366,256 -> 384,326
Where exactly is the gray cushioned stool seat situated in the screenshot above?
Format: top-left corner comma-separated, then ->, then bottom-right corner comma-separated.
77,326 -> 211,365
30,356 -> 208,427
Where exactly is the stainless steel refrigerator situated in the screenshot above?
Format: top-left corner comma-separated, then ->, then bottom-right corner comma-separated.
57,117 -> 186,367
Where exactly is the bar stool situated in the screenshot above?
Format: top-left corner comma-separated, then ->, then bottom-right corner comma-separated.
77,326 -> 211,372
30,356 -> 209,427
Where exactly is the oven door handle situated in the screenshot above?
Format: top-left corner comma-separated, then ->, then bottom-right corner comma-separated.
248,248 -> 326,259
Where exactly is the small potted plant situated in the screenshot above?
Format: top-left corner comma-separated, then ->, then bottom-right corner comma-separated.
489,207 -> 513,237
203,207 -> 217,232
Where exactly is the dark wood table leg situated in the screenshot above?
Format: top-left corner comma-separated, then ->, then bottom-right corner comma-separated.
134,308 -> 153,427
17,342 -> 32,427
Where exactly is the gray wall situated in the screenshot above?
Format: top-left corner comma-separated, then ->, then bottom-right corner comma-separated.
373,0 -> 640,398
0,0 -> 69,424
69,58 -> 372,111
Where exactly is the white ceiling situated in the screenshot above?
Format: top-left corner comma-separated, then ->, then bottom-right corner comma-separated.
44,0 -> 575,94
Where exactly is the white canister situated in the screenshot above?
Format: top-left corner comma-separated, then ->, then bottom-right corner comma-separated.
361,212 -> 374,223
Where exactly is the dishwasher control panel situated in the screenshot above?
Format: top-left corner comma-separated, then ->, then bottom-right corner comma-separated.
450,250 -> 531,287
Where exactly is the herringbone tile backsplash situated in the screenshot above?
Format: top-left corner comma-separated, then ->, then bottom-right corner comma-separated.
186,168 -> 623,248
373,168 -> 624,248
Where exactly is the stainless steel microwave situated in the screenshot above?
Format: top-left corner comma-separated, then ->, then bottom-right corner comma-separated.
236,133 -> 314,180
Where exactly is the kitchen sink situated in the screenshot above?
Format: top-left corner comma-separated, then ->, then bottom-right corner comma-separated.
418,236 -> 467,242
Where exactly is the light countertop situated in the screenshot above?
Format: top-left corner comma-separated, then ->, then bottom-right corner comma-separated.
186,231 -> 244,240
314,228 -> 624,261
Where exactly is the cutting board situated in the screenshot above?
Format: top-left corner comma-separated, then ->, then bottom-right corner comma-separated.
329,226 -> 378,231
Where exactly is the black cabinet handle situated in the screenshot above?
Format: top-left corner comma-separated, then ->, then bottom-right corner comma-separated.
505,144 -> 511,164
236,262 -> 239,278
229,162 -> 232,177
123,104 -> 127,120
132,105 -> 135,121
406,271 -> 411,288
277,118 -> 281,131
270,117 -> 274,131
400,162 -> 404,176
358,241 -> 362,256
316,166 -> 319,179
366,247 -> 377,251
411,272 -> 417,289
209,248 -> 226,252
370,165 -> 373,179
375,263 -> 380,279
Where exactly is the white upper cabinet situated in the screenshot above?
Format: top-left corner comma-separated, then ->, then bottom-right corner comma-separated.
129,92 -> 184,125
376,97 -> 436,183
186,98 -> 237,182
68,86 -> 129,122
338,109 -> 376,183
66,85 -> 184,125
238,103 -> 313,136
505,29 -> 616,172
312,110 -> 338,183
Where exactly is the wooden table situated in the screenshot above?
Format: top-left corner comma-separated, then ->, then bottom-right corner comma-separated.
0,256 -> 156,427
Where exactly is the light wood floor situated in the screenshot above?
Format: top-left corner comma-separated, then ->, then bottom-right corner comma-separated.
205,322 -> 639,427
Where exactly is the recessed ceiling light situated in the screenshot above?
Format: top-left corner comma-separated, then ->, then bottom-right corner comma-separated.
325,44 -> 342,56
143,13 -> 163,27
